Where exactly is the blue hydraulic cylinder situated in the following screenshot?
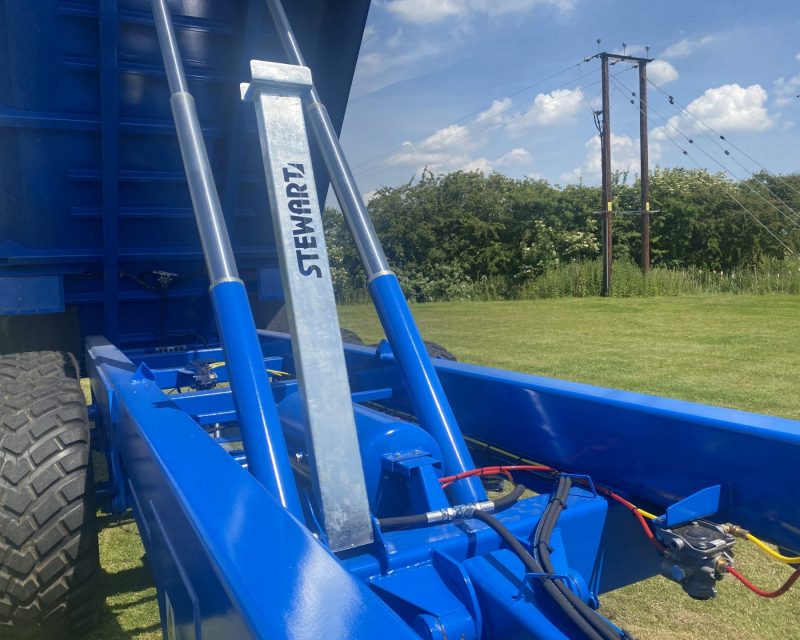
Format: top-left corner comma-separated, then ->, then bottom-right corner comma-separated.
210,281 -> 302,516
151,0 -> 301,518
369,273 -> 485,503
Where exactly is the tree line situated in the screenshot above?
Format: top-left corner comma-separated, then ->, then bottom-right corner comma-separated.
323,168 -> 800,302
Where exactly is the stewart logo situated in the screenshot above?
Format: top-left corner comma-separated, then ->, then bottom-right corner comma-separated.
283,163 -> 322,278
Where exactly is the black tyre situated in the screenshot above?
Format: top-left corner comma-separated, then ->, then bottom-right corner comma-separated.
0,352 -> 78,383
0,354 -> 99,639
340,329 -> 365,346
423,341 -> 457,361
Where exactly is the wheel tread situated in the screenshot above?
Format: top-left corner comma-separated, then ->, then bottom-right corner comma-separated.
0,353 -> 99,639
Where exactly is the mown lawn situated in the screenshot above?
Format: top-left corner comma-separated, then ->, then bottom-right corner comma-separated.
85,295 -> 800,639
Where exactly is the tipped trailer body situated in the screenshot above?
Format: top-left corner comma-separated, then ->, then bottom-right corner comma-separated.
0,1 -> 798,639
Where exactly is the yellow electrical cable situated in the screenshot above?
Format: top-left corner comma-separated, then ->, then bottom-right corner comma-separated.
636,508 -> 658,520
745,533 -> 800,563
206,361 -> 290,377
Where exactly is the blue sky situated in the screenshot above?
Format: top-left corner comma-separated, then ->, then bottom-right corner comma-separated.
337,0 -> 800,199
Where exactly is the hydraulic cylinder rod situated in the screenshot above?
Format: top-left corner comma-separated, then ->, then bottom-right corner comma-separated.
263,0 -> 485,503
151,0 -> 301,517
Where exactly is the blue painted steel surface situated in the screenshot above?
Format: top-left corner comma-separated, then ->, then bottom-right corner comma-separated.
0,0 -> 370,345
342,343 -> 800,553
84,329 -> 800,638
209,280 -> 301,515
0,275 -> 64,314
369,273 -> 486,504
86,337 -> 417,639
6,1 -> 800,637
659,485 -> 722,528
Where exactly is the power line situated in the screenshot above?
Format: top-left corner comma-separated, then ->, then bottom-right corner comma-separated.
349,60 -> 592,174
610,77 -> 794,255
644,79 -> 800,219
356,63 -> 638,183
612,74 -> 800,230
647,78 -> 800,198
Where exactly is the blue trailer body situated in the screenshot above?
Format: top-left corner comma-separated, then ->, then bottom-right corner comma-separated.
85,332 -> 800,638
1,1 -> 799,639
0,0 -> 368,346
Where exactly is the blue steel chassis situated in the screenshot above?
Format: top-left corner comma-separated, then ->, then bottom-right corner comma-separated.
86,331 -> 800,639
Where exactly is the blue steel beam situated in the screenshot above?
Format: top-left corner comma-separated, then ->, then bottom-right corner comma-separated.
86,337 -> 417,639
340,342 -> 800,554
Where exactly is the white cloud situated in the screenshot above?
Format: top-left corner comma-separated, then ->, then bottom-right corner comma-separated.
563,134 -> 662,183
774,74 -> 800,107
384,0 -> 574,24
386,124 -> 482,174
362,25 -> 378,49
648,60 -> 679,85
662,35 -> 714,59
462,157 -> 494,173
476,98 -> 513,125
460,147 -> 533,174
652,84 -> 773,140
384,0 -> 462,24
506,87 -> 584,132
496,147 -> 532,166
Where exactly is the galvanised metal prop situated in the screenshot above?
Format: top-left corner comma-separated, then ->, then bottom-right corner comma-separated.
242,61 -> 373,551
262,0 -> 486,504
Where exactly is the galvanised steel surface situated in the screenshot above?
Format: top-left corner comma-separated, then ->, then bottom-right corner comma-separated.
243,59 -> 372,551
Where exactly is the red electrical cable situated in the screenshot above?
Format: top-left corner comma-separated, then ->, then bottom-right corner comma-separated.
438,464 -> 555,487
726,565 -> 800,598
596,487 -> 668,554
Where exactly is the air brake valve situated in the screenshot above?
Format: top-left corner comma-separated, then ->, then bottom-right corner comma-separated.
655,520 -> 735,600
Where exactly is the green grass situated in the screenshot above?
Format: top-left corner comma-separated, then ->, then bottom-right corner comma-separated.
86,295 -> 800,639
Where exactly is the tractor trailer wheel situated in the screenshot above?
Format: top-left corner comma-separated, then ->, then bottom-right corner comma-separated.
0,352 -> 99,638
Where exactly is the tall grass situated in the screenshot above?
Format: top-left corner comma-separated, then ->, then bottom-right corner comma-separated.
335,258 -> 800,303
519,258 -> 800,299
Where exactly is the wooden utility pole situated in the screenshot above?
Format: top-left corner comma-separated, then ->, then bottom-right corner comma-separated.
638,59 -> 650,272
600,54 -> 612,296
594,50 -> 653,293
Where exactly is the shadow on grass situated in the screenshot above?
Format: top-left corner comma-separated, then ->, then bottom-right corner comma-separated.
79,514 -> 161,640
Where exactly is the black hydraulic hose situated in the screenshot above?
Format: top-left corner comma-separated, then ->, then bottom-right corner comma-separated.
472,509 -> 605,640
492,483 -> 526,510
534,477 -> 635,640
378,512 -> 428,530
378,483 -> 526,530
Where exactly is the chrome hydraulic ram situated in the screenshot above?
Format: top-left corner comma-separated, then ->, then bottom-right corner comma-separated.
151,0 -> 302,517
263,0 -> 485,503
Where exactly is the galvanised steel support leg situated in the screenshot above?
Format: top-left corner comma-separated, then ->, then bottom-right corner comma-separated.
151,0 -> 301,517
242,62 -> 372,551
263,0 -> 485,503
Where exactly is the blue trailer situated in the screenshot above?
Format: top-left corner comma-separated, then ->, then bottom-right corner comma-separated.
0,1 -> 798,639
